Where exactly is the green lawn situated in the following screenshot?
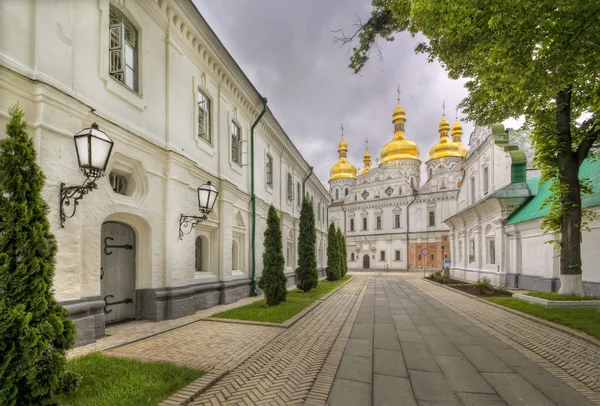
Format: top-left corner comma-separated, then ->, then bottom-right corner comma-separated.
212,276 -> 352,323
56,353 -> 204,406
486,297 -> 600,339
526,291 -> 599,301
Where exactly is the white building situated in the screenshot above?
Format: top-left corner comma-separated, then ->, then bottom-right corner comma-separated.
444,124 -> 600,295
328,99 -> 467,270
0,0 -> 330,346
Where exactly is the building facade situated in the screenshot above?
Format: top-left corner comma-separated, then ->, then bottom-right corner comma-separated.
0,0 -> 330,346
328,99 -> 467,270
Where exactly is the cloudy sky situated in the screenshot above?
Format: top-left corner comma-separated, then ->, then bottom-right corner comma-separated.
192,0 -> 482,187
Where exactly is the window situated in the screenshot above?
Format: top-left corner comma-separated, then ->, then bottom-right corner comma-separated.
350,219 -> 355,231
345,188 -> 349,197
395,214 -> 401,229
287,173 -> 293,200
399,186 -> 402,195
428,167 -> 433,179
317,202 -> 321,222
380,251 -> 385,261
483,167 -> 489,195
109,6 -> 138,92
197,90 -> 211,143
351,253 -> 355,261
418,254 -> 422,261
469,239 -> 475,263
470,177 -> 476,203
335,189 -> 339,200
431,254 -> 434,261
297,182 -> 301,207
376,216 -> 382,230
231,121 -> 241,164
459,240 -> 463,262
195,236 -> 203,272
322,207 -> 325,222
362,217 -> 367,230
488,239 -> 496,264
109,172 -> 128,195
266,154 -> 273,188
428,211 -> 435,226
395,250 -> 401,261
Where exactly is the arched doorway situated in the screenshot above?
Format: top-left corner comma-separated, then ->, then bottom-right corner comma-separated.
101,222 -> 136,324
362,254 -> 370,269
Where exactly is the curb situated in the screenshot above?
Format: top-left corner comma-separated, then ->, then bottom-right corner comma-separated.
159,368 -> 229,406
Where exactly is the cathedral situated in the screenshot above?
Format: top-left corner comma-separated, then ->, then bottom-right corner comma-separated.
328,96 -> 467,271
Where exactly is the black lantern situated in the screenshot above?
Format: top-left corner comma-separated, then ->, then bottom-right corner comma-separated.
60,123 -> 114,227
180,181 -> 218,239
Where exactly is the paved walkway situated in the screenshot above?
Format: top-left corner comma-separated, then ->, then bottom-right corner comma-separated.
328,276 -> 596,406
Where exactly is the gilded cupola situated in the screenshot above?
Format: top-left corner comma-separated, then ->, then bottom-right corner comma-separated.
330,128 -> 357,180
380,88 -> 420,163
359,140 -> 372,175
428,109 -> 463,161
451,115 -> 468,157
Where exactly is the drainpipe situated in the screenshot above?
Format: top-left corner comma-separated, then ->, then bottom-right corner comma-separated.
302,166 -> 314,199
250,97 -> 268,296
406,188 -> 418,271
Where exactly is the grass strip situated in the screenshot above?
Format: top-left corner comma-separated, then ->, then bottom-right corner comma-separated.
525,291 -> 599,301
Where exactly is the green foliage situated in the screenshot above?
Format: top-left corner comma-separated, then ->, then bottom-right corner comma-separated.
345,0 -> 600,280
295,198 -> 318,292
0,104 -> 76,405
526,291 -> 599,301
258,205 -> 287,306
336,228 -> 346,277
326,223 -> 341,281
341,235 -> 349,276
487,298 -> 600,340
473,277 -> 508,296
428,270 -> 451,284
56,353 -> 204,406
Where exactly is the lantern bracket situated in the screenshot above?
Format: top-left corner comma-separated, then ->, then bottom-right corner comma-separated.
179,213 -> 209,239
60,168 -> 104,228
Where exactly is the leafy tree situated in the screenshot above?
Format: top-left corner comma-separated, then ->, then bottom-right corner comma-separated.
258,205 -> 287,306
340,0 -> 600,294
341,235 -> 349,277
326,223 -> 341,281
295,198 -> 318,291
336,228 -> 346,277
0,104 -> 77,405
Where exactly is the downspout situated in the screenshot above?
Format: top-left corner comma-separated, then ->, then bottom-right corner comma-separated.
302,166 -> 314,199
406,189 -> 418,271
250,97 -> 268,296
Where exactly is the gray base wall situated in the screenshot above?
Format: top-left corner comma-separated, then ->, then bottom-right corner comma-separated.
503,274 -> 599,295
63,268 -> 327,347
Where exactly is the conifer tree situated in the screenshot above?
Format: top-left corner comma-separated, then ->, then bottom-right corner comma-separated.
0,104 -> 77,405
295,198 -> 318,292
258,205 -> 287,306
336,228 -> 346,277
326,223 -> 341,281
341,234 -> 349,277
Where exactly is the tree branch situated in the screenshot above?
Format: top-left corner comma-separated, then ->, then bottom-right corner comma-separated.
576,123 -> 600,166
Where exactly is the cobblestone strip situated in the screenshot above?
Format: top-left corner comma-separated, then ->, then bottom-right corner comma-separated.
303,281 -> 367,405
407,277 -> 600,403
159,369 -> 229,406
190,277 -> 367,406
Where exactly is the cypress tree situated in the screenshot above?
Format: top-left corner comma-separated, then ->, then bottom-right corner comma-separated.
0,104 -> 77,405
326,223 -> 341,281
341,234 -> 349,277
295,198 -> 318,292
336,228 -> 345,277
258,205 -> 287,306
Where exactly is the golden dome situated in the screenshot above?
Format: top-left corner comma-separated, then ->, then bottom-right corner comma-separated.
330,136 -> 357,180
451,118 -> 468,157
359,147 -> 372,175
428,114 -> 463,161
380,101 -> 420,163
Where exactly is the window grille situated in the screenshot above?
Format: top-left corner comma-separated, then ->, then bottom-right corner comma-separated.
380,251 -> 385,261
109,7 -> 138,92
231,122 -> 240,163
395,214 -> 401,229
198,90 -> 211,143
109,173 -> 128,195
287,173 -> 293,200
266,155 -> 273,188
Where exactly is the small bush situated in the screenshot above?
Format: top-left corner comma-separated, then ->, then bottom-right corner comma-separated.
429,270 -> 451,284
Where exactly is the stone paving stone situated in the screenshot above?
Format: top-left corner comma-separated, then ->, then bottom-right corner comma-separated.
374,323 -> 397,339
344,338 -> 373,358
396,329 -> 424,343
408,315 -> 435,326
337,354 -> 373,383
484,346 -> 537,368
350,323 -> 374,341
483,372 -> 555,406
401,342 -> 441,373
445,331 -> 478,345
462,325 -> 494,337
409,370 -> 462,405
512,365 -> 594,406
457,344 -> 512,373
373,349 -> 408,378
355,313 -> 375,325
374,335 -> 401,351
416,325 -> 444,336
457,392 -> 508,406
421,335 -> 462,356
435,355 -> 496,394
329,378 -> 371,406
373,374 -> 416,406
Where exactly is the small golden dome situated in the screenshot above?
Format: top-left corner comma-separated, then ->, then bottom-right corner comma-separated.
428,115 -> 463,161
380,101 -> 420,163
451,118 -> 468,157
330,136 -> 357,180
360,148 -> 372,175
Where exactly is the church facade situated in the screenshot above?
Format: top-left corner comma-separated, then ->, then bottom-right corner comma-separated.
0,0 -> 331,346
328,99 -> 467,271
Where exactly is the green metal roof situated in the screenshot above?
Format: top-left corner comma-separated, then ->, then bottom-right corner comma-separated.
506,159 -> 600,225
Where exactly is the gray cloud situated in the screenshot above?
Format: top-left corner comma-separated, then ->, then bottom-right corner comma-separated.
193,0 -> 474,187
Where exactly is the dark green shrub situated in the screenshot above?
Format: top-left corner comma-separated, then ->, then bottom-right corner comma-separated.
295,198 -> 318,292
474,277 -> 495,296
0,104 -> 77,405
258,205 -> 287,306
326,223 -> 341,281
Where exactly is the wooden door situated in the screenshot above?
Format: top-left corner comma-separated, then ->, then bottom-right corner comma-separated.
362,254 -> 370,269
101,222 -> 136,323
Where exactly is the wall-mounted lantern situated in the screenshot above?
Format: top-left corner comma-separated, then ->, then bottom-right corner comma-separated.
60,122 -> 114,227
179,181 -> 218,239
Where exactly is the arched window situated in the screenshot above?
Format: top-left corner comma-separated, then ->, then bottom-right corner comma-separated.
345,188 -> 349,197
335,189 -> 339,200
195,236 -> 203,272
351,253 -> 355,261
428,167 -> 433,179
